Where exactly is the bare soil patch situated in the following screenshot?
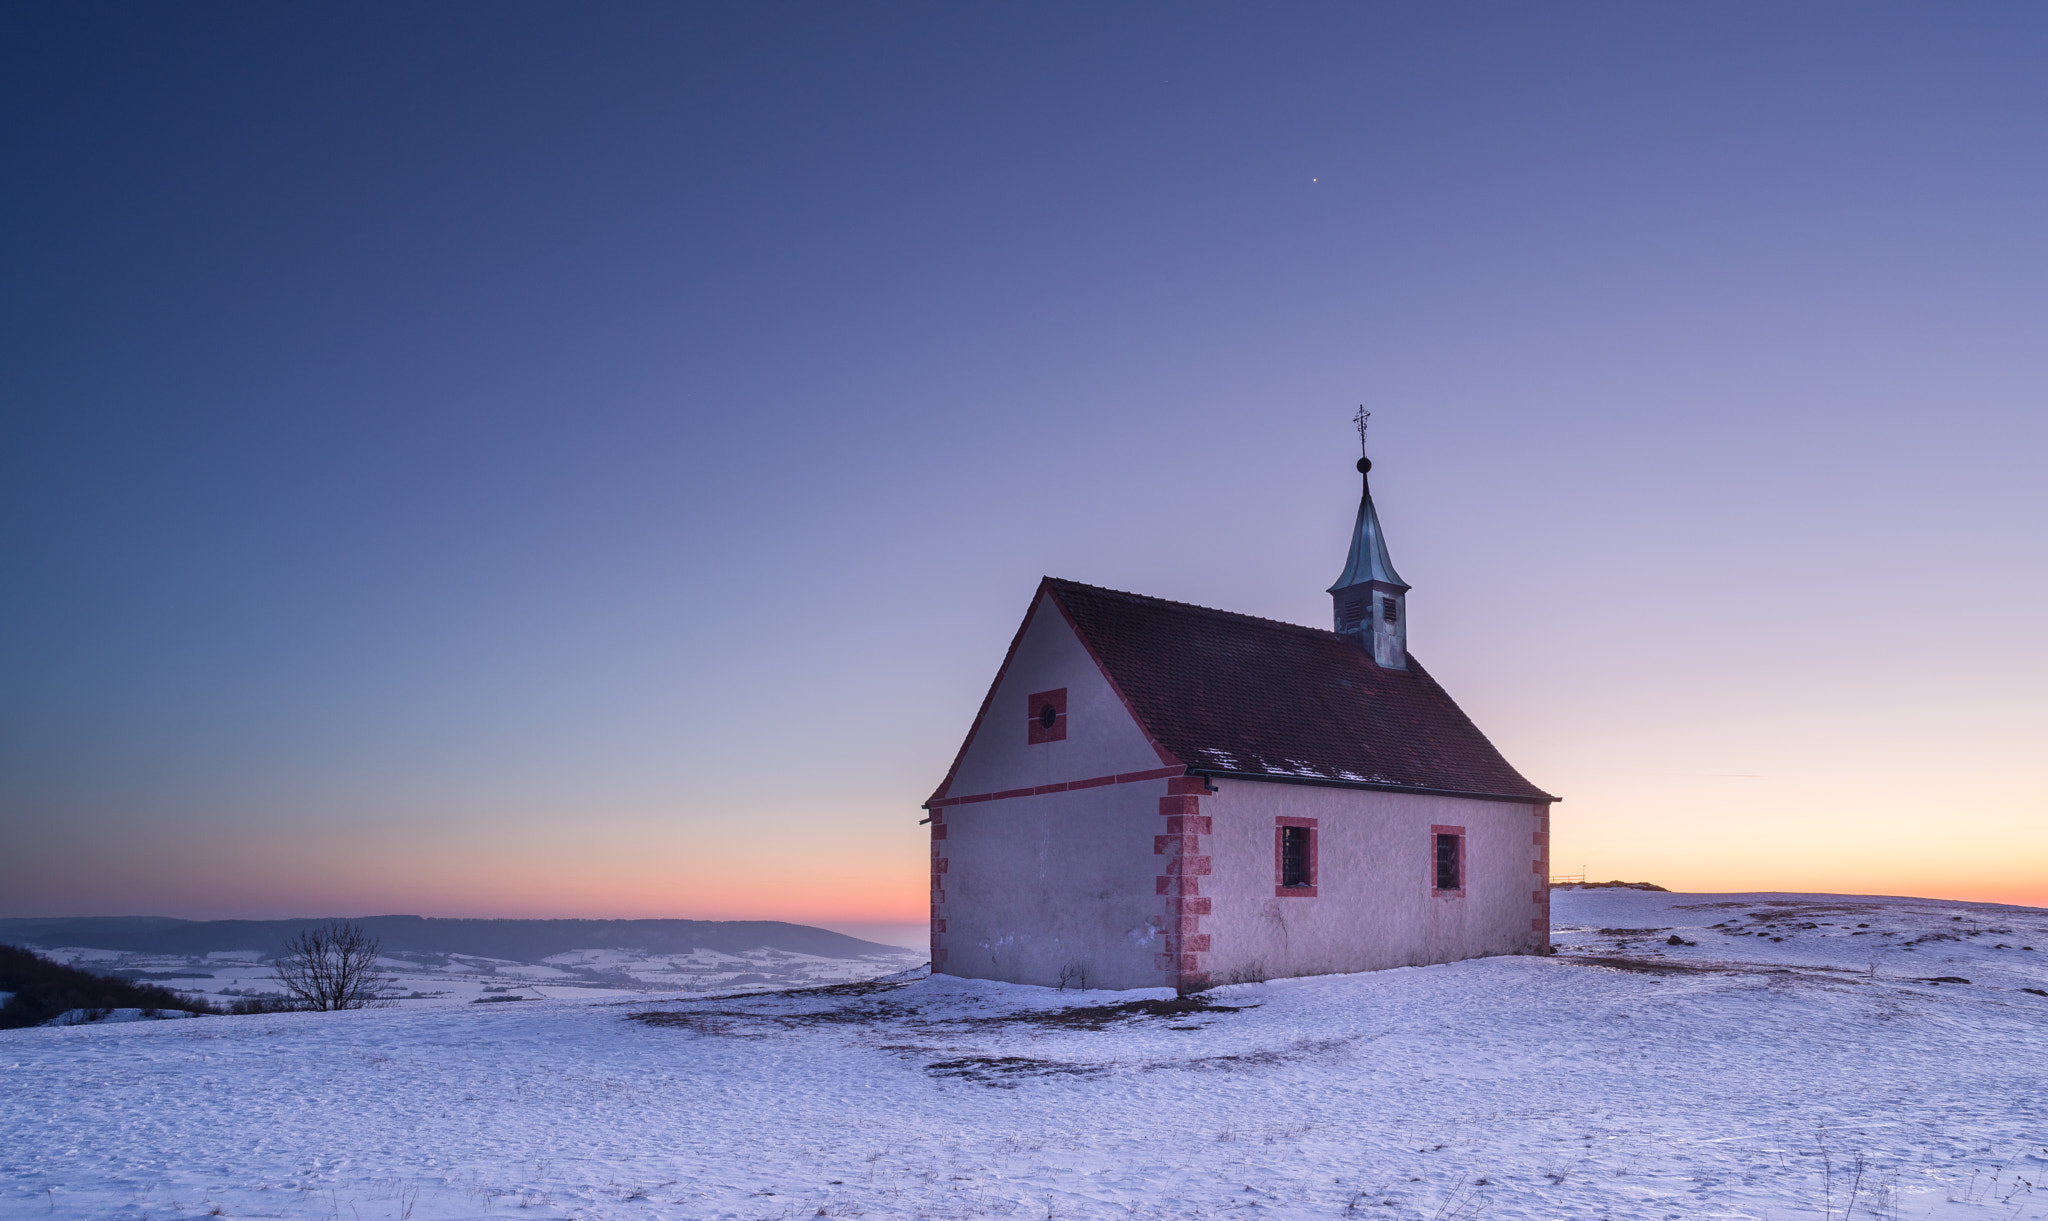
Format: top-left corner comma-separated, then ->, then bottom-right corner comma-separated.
628,987 -> 1252,1039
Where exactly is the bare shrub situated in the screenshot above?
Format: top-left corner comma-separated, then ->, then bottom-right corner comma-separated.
272,921 -> 392,1010
226,995 -> 298,1015
1225,960 -> 1270,986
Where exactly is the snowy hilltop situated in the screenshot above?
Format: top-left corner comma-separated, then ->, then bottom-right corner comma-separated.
3,889 -> 2045,1220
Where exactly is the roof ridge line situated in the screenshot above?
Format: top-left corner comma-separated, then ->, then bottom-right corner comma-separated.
1043,576 -> 1371,644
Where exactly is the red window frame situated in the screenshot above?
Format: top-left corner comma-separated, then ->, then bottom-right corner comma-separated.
1274,816 -> 1318,897
1027,688 -> 1067,744
1431,824 -> 1466,897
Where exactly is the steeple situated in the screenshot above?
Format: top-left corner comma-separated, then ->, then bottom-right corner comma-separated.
1328,418 -> 1409,668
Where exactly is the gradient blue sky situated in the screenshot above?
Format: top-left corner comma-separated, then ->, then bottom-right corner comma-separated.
5,3 -> 2045,939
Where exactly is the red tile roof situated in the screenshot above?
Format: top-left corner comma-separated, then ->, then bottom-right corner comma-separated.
1046,578 -> 1556,804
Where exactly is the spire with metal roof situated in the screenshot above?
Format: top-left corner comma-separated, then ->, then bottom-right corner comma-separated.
1327,455 -> 1408,593
1328,409 -> 1410,668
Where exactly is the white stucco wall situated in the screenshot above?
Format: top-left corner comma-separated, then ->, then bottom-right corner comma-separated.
1195,779 -> 1548,982
934,783 -> 1168,990
937,589 -> 1168,801
931,589 -> 1179,989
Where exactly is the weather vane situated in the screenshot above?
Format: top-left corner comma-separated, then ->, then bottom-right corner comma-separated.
1353,405 -> 1370,457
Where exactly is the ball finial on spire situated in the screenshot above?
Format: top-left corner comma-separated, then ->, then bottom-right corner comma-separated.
1353,406 -> 1372,474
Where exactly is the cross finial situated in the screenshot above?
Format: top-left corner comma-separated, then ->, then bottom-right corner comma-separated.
1353,406 -> 1370,456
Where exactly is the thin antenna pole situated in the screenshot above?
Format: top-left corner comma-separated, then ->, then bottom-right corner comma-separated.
1353,406 -> 1370,456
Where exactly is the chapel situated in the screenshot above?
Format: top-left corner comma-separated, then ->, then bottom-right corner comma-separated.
923,448 -> 1557,991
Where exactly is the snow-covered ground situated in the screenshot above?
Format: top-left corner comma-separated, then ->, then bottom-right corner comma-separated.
29,941 -> 927,1009
4,889 -> 2045,1220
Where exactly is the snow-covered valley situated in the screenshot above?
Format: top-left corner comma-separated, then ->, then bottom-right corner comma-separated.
3,919 -> 926,1009
23,942 -> 927,1009
4,889 -> 2045,1220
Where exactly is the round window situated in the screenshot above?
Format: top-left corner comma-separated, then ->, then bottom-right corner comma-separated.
1039,704 -> 1058,729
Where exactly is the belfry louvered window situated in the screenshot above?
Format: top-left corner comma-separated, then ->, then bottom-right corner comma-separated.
1383,598 -> 1399,624
1343,597 -> 1363,627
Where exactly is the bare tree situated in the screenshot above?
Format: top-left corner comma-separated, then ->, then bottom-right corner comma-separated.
272,921 -> 392,1011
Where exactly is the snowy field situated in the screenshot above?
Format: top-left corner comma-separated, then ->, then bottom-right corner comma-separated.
27,940 -> 927,1009
4,889 -> 2046,1221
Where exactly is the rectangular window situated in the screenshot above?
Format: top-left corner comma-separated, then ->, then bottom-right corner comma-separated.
1274,817 -> 1317,896
1383,597 -> 1399,624
1281,827 -> 1310,887
1432,825 -> 1465,895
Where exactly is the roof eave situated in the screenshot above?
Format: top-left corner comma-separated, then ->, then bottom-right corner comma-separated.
1186,766 -> 1559,806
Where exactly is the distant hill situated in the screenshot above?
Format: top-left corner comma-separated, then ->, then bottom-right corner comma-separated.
0,916 -> 908,963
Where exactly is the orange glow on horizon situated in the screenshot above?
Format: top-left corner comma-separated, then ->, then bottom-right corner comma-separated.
5,786 -> 2042,922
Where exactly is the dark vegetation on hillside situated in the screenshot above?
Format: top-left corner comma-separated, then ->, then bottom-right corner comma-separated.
1550,881 -> 1671,892
0,945 -> 220,1029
